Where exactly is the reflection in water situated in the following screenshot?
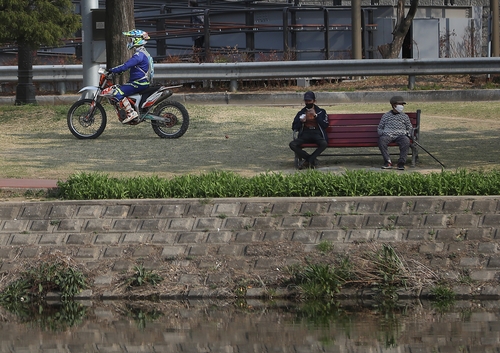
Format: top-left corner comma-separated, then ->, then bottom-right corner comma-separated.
0,299 -> 498,352
1,300 -> 88,332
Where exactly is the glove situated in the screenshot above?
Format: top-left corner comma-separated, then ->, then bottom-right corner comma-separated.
299,114 -> 306,122
108,67 -> 121,74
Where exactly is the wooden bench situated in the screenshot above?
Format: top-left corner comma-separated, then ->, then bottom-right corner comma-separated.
296,110 -> 421,168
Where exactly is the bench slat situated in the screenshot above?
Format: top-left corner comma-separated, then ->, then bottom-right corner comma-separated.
328,117 -> 418,127
303,141 -> 401,148
328,112 -> 418,119
326,126 -> 380,133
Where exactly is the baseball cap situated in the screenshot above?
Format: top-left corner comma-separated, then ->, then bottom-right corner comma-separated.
304,91 -> 316,101
390,95 -> 406,105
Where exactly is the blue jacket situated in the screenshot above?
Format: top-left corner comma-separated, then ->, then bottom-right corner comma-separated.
110,47 -> 153,84
291,105 -> 329,142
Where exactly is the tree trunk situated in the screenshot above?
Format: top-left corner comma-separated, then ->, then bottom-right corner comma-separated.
378,35 -> 406,59
15,44 -> 37,105
105,0 -> 135,84
378,0 -> 419,59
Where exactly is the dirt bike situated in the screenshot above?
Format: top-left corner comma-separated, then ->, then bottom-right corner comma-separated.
67,68 -> 189,139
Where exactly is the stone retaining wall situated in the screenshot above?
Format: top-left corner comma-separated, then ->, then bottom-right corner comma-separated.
0,196 -> 499,299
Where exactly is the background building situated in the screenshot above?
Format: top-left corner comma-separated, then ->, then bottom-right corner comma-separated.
0,0 -> 494,64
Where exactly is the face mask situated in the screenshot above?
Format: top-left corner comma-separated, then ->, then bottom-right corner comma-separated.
305,103 -> 314,109
394,104 -> 404,113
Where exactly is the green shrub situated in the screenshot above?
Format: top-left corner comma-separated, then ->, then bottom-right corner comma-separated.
57,169 -> 500,200
316,241 -> 334,253
0,260 -> 88,304
127,265 -> 164,288
287,258 -> 353,299
430,284 -> 455,301
296,244 -> 417,300
430,285 -> 456,312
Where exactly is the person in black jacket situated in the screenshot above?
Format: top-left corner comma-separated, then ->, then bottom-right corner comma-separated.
289,91 -> 329,169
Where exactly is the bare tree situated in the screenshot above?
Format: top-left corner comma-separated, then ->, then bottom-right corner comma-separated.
440,26 -> 482,58
105,0 -> 135,84
378,0 -> 419,59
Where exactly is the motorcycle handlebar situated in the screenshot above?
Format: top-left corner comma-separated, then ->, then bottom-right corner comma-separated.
98,68 -> 115,77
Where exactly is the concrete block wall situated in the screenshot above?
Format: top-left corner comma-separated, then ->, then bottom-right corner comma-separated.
0,196 -> 499,299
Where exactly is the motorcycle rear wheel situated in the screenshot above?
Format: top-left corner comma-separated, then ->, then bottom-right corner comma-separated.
67,99 -> 107,139
151,100 -> 189,138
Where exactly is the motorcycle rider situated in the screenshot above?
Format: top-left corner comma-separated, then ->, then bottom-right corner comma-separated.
108,29 -> 154,124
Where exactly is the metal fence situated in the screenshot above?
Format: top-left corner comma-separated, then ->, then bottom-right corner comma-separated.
1,57 -> 500,93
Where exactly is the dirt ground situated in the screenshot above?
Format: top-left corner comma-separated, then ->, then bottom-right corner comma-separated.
1,73 -> 500,197
176,74 -> 496,93
1,235 -> 442,300
5,74 -> 484,97
88,241 -> 436,299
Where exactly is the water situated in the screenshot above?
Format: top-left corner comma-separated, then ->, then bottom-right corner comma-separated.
0,299 -> 498,352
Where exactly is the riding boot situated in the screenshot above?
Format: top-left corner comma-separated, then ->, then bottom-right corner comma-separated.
120,97 -> 138,124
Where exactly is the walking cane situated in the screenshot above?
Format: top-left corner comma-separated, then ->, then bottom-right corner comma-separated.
410,135 -> 445,169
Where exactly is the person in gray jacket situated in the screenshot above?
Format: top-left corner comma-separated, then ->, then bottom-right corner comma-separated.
289,91 -> 329,169
378,95 -> 413,170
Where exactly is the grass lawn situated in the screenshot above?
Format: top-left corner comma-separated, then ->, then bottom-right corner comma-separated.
0,101 -> 498,180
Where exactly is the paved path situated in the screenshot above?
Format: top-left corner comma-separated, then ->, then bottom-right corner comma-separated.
0,178 -> 58,189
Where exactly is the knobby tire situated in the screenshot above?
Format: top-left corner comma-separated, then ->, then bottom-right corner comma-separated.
151,100 -> 189,138
67,99 -> 107,139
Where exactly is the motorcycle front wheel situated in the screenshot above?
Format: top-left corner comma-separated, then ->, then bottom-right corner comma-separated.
151,100 -> 189,138
67,99 -> 107,139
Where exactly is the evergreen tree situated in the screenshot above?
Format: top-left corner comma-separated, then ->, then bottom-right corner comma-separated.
0,0 -> 80,104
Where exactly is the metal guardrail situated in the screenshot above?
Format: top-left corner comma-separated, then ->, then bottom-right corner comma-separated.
1,58 -> 500,92
152,58 -> 500,80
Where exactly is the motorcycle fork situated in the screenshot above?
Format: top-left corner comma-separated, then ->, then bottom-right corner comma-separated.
84,100 -> 99,121
86,91 -> 104,118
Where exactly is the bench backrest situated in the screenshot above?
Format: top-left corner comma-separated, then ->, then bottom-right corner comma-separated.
325,111 -> 420,147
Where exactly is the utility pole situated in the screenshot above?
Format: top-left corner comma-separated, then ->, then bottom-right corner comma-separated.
82,0 -> 99,88
492,0 -> 499,57
351,0 -> 362,59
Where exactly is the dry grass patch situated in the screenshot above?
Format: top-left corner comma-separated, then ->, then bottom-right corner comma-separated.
0,101 -> 499,180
